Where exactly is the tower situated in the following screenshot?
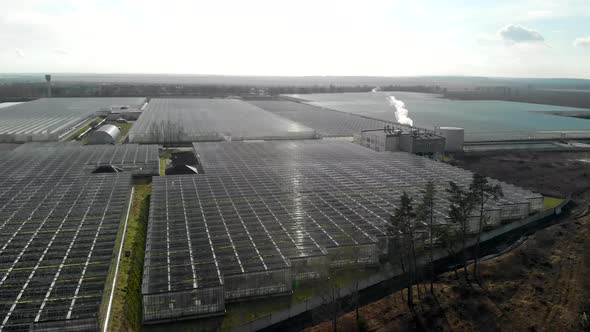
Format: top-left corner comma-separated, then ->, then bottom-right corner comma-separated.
45,74 -> 52,97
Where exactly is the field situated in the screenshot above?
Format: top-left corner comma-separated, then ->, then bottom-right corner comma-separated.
449,151 -> 590,201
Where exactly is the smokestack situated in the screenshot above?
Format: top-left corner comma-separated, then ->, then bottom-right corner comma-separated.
45,74 -> 52,98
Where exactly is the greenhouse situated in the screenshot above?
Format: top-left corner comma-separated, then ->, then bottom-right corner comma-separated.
142,140 -> 544,323
249,100 -> 393,137
0,98 -> 145,143
128,98 -> 317,144
2,143 -> 160,177
0,172 -> 132,331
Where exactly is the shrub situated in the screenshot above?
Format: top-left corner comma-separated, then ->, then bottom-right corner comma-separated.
357,315 -> 369,332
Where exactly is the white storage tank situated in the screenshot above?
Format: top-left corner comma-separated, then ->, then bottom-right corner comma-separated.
87,124 -> 120,145
436,127 -> 464,152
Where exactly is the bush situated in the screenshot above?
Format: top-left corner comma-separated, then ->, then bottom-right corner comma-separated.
357,315 -> 369,332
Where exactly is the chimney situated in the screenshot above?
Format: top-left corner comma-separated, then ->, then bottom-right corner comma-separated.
45,74 -> 52,97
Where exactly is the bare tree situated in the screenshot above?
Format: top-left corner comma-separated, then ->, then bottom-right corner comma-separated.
416,181 -> 436,293
317,273 -> 340,332
469,174 -> 503,281
353,280 -> 360,328
437,224 -> 461,279
389,191 -> 417,307
446,181 -> 476,280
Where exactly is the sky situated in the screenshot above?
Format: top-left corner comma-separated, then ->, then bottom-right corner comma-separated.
1,0 -> 589,78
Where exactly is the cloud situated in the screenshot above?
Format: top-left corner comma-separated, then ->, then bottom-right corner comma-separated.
574,37 -> 590,48
53,48 -> 69,55
15,48 -> 24,58
527,10 -> 553,18
498,24 -> 544,43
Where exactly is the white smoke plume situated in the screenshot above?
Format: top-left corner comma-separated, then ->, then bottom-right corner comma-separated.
388,96 -> 413,126
371,86 -> 381,92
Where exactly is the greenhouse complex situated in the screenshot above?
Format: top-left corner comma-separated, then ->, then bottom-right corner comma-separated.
0,96 -> 549,331
141,140 -> 543,322
0,142 -> 159,331
0,98 -> 145,143
128,98 -> 317,144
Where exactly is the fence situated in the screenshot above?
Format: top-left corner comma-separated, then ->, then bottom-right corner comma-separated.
224,268 -> 293,301
326,244 -> 378,268
143,286 -> 225,323
465,130 -> 590,142
230,197 -> 570,332
230,273 -> 387,332
31,317 -> 99,332
291,255 -> 328,281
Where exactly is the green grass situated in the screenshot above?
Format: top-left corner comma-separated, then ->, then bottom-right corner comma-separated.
159,159 -> 166,176
109,184 -> 151,332
64,118 -> 102,141
220,267 -> 379,331
544,196 -> 564,210
115,122 -> 133,143
442,154 -> 454,162
160,149 -> 174,176
222,296 -> 292,331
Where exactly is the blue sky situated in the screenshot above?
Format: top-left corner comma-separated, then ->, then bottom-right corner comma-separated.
1,0 -> 589,77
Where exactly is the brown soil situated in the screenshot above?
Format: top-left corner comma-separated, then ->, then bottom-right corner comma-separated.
306,217 -> 590,332
450,151 -> 590,201
307,151 -> 590,332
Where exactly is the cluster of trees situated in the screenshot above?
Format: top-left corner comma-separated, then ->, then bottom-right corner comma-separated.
266,85 -> 445,95
0,82 -> 451,100
317,173 -> 503,331
388,173 -> 502,309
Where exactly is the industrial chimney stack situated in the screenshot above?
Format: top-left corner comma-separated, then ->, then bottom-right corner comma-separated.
45,74 -> 52,98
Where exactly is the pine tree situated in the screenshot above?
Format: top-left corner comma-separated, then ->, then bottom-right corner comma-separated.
389,191 -> 416,307
416,181 -> 436,293
469,174 -> 503,281
446,181 -> 476,279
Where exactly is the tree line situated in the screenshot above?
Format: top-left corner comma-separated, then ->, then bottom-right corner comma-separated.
388,173 -> 502,312
319,173 -> 503,331
0,82 -> 447,100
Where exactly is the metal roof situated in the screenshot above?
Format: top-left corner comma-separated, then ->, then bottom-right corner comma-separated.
87,124 -> 121,144
128,98 -> 317,144
0,98 -> 145,143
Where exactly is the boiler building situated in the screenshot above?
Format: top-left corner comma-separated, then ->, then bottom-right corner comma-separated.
359,128 -> 445,155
